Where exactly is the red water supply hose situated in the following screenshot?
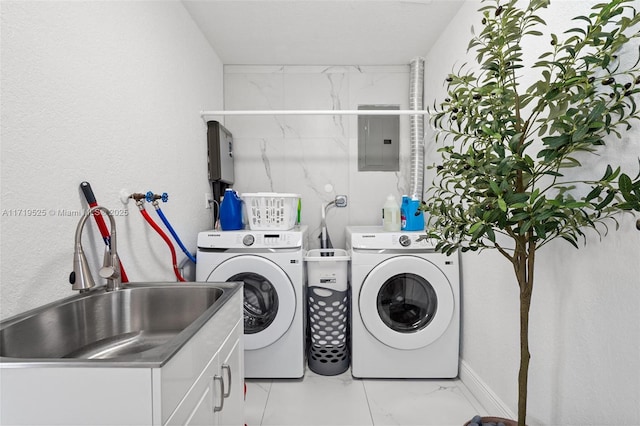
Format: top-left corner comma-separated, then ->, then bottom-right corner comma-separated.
137,204 -> 186,282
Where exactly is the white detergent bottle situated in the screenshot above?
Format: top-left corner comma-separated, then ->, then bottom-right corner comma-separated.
382,194 -> 401,231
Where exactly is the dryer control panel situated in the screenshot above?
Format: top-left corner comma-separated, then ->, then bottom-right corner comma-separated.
346,226 -> 436,250
198,226 -> 308,249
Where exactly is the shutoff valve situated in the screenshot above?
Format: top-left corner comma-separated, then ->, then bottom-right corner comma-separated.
145,191 -> 169,203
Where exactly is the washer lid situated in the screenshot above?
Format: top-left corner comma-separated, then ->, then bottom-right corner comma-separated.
359,255 -> 454,350
205,255 -> 296,350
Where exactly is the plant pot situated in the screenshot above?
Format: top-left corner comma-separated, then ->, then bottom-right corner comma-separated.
463,416 -> 519,426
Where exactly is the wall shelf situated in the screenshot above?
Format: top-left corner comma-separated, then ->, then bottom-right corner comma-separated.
201,109 -> 431,120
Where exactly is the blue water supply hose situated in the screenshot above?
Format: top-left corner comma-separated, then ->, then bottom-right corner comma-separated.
147,192 -> 197,264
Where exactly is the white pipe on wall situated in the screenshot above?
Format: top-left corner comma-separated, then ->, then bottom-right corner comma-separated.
409,57 -> 425,199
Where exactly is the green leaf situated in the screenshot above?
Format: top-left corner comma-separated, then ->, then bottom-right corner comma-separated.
542,134 -> 571,148
505,193 -> 530,205
530,188 -> 540,203
489,180 -> 501,196
619,173 -> 633,194
471,224 -> 486,241
565,201 -> 589,209
520,220 -> 533,235
588,101 -> 606,122
561,234 -> 580,249
584,186 -> 603,201
486,227 -> 496,242
468,222 -> 484,234
510,212 -> 531,222
602,166 -> 621,183
572,125 -> 589,142
596,190 -> 616,209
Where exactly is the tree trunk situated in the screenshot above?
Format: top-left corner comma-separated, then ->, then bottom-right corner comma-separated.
514,238 -> 535,426
518,282 -> 532,426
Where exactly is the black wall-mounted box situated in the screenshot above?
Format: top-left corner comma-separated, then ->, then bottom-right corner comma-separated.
207,121 -> 234,184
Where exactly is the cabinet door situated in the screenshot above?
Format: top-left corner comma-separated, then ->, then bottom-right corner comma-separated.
165,352 -> 222,426
164,321 -> 242,426
218,336 -> 243,426
185,374 -> 226,426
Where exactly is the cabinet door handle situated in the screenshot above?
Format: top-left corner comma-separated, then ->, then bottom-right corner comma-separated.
221,364 -> 232,398
213,375 -> 224,412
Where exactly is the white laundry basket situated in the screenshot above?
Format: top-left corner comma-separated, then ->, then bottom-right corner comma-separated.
241,192 -> 300,231
305,249 -> 350,376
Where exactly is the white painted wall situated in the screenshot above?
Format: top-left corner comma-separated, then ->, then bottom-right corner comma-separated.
425,1 -> 640,424
0,1 -> 223,319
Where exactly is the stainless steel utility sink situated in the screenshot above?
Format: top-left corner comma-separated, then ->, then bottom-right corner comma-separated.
0,282 -> 241,367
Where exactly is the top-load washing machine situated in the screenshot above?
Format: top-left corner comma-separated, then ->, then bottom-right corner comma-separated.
196,226 -> 307,378
347,226 -> 460,378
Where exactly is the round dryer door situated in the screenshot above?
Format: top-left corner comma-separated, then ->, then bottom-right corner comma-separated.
205,255 -> 296,350
359,255 -> 454,350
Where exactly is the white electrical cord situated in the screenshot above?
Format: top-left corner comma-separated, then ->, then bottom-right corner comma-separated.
211,199 -> 220,230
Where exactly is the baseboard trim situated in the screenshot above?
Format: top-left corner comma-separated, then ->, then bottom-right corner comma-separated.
459,359 -> 516,419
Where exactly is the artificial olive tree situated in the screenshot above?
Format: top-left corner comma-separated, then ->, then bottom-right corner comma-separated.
421,0 -> 640,424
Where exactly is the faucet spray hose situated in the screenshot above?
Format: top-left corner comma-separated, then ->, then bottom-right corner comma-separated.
80,181 -> 129,283
137,202 -> 186,282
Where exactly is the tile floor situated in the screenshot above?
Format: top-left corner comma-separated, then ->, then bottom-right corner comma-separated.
245,368 -> 488,426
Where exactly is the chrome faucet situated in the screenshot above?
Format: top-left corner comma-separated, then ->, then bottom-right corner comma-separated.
70,206 -> 122,292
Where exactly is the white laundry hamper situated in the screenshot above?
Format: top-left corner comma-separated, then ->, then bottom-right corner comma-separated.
241,192 -> 300,231
304,249 -> 350,376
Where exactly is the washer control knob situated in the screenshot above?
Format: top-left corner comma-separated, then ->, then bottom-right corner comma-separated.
243,234 -> 255,246
399,235 -> 411,247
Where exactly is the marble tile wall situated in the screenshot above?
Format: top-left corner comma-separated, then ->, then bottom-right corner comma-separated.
224,65 -> 415,249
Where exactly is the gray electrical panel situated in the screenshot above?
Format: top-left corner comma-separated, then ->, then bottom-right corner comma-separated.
207,121 -> 234,184
357,105 -> 400,171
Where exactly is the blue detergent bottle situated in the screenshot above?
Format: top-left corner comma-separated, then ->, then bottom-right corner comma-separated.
219,188 -> 243,231
405,196 -> 425,231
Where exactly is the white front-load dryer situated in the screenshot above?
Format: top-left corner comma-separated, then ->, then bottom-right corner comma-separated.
347,226 -> 460,378
196,226 -> 307,378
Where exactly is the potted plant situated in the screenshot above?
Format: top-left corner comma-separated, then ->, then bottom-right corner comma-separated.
420,0 -> 640,425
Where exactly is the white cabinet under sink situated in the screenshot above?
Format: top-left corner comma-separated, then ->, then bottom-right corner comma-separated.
165,324 -> 243,426
0,289 -> 244,426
